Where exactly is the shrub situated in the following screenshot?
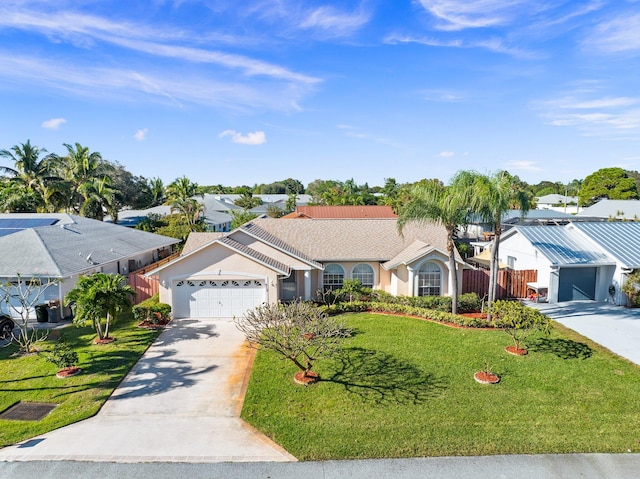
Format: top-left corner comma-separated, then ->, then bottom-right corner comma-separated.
46,336 -> 78,370
491,300 -> 552,350
132,294 -> 172,324
457,293 -> 480,313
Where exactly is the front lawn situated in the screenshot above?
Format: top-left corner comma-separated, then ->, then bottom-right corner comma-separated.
242,313 -> 640,460
0,313 -> 161,447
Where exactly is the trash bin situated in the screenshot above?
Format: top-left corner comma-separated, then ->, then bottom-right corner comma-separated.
35,304 -> 48,323
48,306 -> 59,323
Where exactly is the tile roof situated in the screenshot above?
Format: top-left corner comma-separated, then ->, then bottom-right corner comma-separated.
290,205 -> 397,219
570,222 -> 640,268
245,218 -> 452,262
514,225 -> 614,266
0,214 -> 179,278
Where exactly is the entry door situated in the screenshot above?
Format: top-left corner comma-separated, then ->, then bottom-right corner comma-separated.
558,267 -> 596,302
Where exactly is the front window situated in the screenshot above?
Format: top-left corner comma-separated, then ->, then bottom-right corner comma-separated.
352,264 -> 374,288
323,264 -> 344,291
417,262 -> 441,296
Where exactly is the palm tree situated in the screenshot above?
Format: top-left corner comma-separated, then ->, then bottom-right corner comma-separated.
397,176 -> 470,315
54,142 -> 112,214
78,176 -> 118,221
0,140 -> 60,212
65,273 -> 135,341
463,171 -> 530,318
165,176 -> 203,228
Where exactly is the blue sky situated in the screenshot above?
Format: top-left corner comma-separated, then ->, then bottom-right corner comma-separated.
1,0 -> 639,188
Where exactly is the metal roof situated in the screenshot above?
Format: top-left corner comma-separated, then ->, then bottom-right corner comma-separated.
515,225 -> 613,266
570,222 -> 640,268
576,199 -> 640,220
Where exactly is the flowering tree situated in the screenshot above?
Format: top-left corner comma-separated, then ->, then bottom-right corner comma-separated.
235,300 -> 350,382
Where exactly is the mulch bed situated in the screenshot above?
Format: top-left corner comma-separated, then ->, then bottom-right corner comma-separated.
137,319 -> 171,329
474,371 -> 500,384
294,371 -> 319,385
93,337 -> 116,345
56,367 -> 81,378
505,346 -> 528,356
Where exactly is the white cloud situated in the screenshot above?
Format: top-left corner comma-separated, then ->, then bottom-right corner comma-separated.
421,89 -> 464,102
0,51 -> 311,113
41,117 -> 66,130
134,128 -> 148,141
505,160 -> 542,171
536,91 -> 640,137
585,12 -> 640,54
219,129 -> 267,145
299,5 -> 370,37
439,151 -> 455,157
416,0 -> 531,31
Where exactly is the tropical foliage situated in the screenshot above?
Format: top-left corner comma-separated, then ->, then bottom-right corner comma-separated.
65,273 -> 135,340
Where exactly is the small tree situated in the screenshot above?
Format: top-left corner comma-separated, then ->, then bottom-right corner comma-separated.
65,273 -> 135,341
0,274 -> 59,354
491,300 -> 552,352
235,300 -> 350,382
46,336 -> 79,370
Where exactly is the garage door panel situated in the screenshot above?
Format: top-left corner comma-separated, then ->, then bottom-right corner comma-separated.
558,267 -> 596,302
174,279 -> 265,318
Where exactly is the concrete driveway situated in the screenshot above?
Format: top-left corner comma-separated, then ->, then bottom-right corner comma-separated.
531,300 -> 640,366
0,318 -> 296,463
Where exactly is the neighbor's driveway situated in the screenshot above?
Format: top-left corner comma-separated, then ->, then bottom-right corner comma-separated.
0,318 -> 296,463
531,301 -> 640,366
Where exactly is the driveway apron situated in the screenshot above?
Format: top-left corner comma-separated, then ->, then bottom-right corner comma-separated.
0,318 -> 296,463
531,300 -> 640,367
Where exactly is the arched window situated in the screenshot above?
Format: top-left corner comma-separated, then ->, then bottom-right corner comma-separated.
323,264 -> 345,291
417,262 -> 441,296
352,264 -> 374,288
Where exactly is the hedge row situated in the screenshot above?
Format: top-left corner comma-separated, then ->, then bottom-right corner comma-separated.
320,301 -> 493,329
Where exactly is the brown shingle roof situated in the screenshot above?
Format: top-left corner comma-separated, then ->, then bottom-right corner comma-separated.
288,205 -> 397,219
217,236 -> 291,275
181,232 -> 224,256
243,218 -> 450,262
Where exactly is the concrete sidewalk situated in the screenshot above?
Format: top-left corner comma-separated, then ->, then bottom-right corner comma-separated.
0,318 -> 295,463
1,454 -> 640,479
530,300 -> 640,366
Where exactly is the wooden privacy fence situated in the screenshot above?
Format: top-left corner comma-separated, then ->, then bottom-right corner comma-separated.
462,269 -> 537,299
128,273 -> 159,304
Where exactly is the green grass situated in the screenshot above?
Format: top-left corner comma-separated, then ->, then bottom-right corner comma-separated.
241,313 -> 640,460
0,313 -> 161,447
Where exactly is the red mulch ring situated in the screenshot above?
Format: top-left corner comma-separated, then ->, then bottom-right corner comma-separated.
294,371 -> 319,385
474,371 -> 500,384
137,319 -> 171,329
56,367 -> 81,379
505,346 -> 528,356
93,337 -> 116,345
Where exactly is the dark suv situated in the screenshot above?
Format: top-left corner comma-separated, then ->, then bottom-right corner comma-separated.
0,314 -> 15,339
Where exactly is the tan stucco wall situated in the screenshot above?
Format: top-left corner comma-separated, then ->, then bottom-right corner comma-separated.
155,245 -> 280,305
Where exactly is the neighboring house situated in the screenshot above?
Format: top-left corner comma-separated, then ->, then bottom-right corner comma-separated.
499,221 -> 640,305
536,194 -> 579,214
0,213 -> 179,318
282,205 -> 397,219
576,199 -> 640,221
146,218 -> 466,319
460,209 -> 576,240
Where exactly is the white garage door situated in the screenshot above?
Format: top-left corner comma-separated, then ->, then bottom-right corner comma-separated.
173,279 -> 266,319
